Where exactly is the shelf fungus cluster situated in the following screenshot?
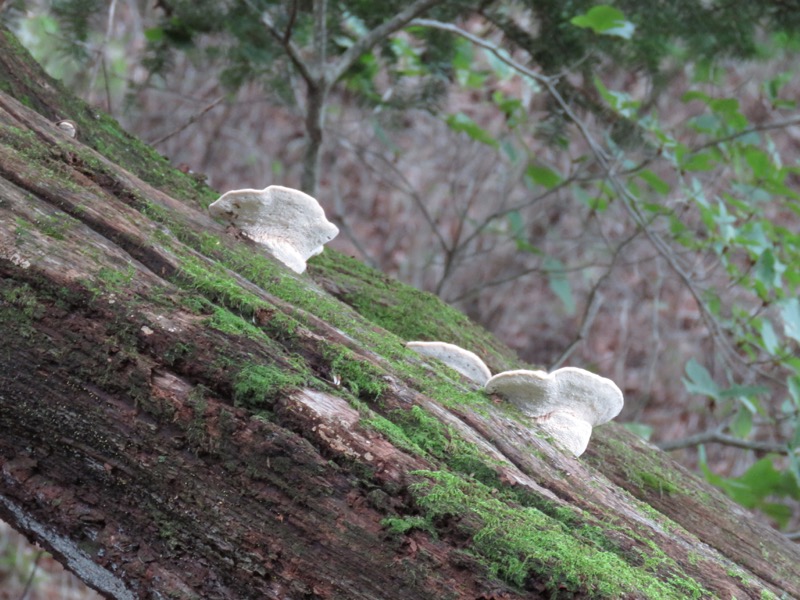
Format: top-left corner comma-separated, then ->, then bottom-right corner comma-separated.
209,185 -> 339,273
406,341 -> 623,457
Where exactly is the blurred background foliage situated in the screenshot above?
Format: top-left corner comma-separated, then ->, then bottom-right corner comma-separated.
1,3 -> 800,591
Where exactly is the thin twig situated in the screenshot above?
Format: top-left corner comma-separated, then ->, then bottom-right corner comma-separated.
101,57 -> 112,114
693,115 -> 800,152
283,0 -> 298,45
151,96 -> 225,146
18,550 -> 43,600
658,430 -> 789,454
549,289 -> 603,371
330,166 -> 379,268
88,0 -> 117,113
549,226 -> 641,370
332,133 -> 450,254
313,0 -> 327,71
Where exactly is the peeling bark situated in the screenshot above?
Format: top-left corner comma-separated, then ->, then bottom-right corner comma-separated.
1,28 -> 799,600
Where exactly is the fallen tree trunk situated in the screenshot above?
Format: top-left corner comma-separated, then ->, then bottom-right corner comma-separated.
0,28 -> 798,600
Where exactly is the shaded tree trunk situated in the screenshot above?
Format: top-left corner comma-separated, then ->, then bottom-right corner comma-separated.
0,28 -> 799,600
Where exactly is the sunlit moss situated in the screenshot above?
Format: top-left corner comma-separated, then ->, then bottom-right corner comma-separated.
408,470 -> 709,598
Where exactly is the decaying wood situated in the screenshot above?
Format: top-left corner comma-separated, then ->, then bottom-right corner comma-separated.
1,28 -> 799,600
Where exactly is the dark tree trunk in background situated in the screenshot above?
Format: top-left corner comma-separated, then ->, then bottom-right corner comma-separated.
0,28 -> 799,600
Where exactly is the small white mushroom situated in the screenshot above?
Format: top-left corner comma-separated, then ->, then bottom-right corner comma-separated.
208,185 -> 339,273
406,341 -> 492,385
484,367 -> 623,456
55,119 -> 77,138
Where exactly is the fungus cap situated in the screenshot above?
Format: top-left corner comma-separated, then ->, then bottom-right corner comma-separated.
484,367 -> 623,456
55,119 -> 77,138
406,341 -> 492,385
208,185 -> 339,273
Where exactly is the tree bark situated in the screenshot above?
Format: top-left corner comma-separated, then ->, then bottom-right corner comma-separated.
0,28 -> 799,600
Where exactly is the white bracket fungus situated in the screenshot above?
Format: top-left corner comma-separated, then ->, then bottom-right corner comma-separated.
406,341 -> 492,385
208,185 -> 339,273
55,119 -> 78,138
484,367 -> 623,457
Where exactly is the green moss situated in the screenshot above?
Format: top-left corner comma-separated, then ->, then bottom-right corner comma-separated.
163,342 -> 194,368
308,251 -> 524,372
33,213 -> 71,239
0,126 -> 82,193
137,198 -> 515,415
98,264 -> 135,290
321,342 -> 386,401
382,515 -> 436,536
2,283 -> 45,320
144,199 -> 497,411
205,305 -> 267,341
408,470 -> 709,598
637,470 -> 680,496
176,253 -> 271,315
364,415 -> 425,455
232,363 -> 306,409
185,385 -> 214,454
586,437 -> 703,501
370,406 -> 500,486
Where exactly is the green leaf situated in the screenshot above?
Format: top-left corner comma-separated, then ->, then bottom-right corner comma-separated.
444,113 -> 498,148
757,248 -> 784,291
710,98 -> 747,128
681,90 -> 711,104
144,27 -> 165,42
682,358 -> 719,399
688,114 -> 721,133
708,97 -> 740,114
729,409 -> 753,438
573,185 -> 608,212
637,170 -> 670,194
681,151 -> 717,172
526,164 -> 562,188
760,319 -> 779,354
755,248 -> 776,289
780,297 -> 800,343
544,257 -> 575,315
623,422 -> 653,441
744,147 -> 772,179
788,376 -> 800,410
718,384 -> 770,400
492,90 -> 523,118
593,76 -> 639,116
570,5 -> 635,39
698,446 -> 725,487
506,212 -> 541,254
